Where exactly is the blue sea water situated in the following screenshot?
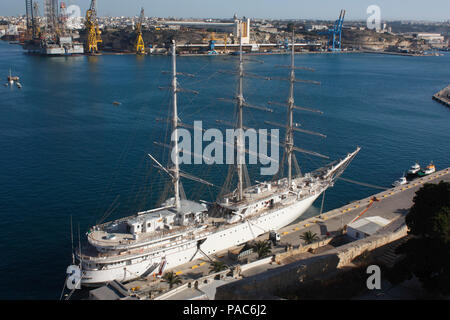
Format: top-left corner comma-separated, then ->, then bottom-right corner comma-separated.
0,41 -> 449,299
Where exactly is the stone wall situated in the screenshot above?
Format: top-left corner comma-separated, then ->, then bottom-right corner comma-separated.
216,218 -> 407,300
216,253 -> 340,299
274,237 -> 333,264
335,219 -> 407,268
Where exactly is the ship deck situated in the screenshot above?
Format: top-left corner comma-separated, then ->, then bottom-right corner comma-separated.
87,224 -> 195,249
218,175 -> 324,209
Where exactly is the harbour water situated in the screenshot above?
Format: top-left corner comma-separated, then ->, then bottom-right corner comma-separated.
0,41 -> 449,299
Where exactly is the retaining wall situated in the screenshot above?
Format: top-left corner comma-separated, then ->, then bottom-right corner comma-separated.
215,218 -> 407,300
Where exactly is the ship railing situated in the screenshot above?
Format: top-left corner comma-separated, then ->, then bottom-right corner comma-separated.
209,192 -> 318,232
80,233 -> 201,263
87,225 -> 198,250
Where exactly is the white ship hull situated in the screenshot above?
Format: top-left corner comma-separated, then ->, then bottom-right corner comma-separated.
80,192 -> 320,285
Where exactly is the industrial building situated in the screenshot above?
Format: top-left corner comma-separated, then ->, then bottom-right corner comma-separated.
414,33 -> 445,45
346,216 -> 391,240
162,15 -> 251,44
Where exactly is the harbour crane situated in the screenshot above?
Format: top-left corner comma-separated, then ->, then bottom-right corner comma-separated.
204,32 -> 228,54
319,9 -> 346,51
134,7 -> 146,55
85,0 -> 102,54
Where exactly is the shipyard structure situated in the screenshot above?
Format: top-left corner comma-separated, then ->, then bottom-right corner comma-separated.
22,0 -> 84,55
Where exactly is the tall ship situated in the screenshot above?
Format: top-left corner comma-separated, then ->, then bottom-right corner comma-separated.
71,34 -> 360,287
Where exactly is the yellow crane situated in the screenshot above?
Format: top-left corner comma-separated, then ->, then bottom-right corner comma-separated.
135,7 -> 146,55
204,32 -> 228,53
85,0 -> 102,54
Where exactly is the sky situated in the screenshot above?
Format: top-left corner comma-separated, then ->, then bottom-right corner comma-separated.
1,0 -> 449,21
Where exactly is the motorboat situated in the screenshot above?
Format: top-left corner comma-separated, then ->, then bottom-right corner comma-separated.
392,176 -> 407,187
417,163 -> 436,177
407,162 -> 420,175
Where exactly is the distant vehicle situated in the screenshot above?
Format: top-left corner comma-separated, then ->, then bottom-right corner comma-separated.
269,230 -> 280,244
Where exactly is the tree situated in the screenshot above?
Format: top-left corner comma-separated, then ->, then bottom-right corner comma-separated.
300,231 -> 319,244
253,240 -> 272,259
389,182 -> 450,296
209,261 -> 228,274
162,271 -> 182,289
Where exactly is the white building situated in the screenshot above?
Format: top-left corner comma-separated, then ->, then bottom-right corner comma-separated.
415,33 -> 445,44
307,25 -> 328,32
6,24 -> 18,36
234,17 -> 251,44
347,216 -> 391,240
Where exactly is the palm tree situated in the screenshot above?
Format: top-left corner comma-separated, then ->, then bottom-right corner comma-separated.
253,240 -> 272,259
209,261 -> 228,274
300,231 -> 319,244
162,271 -> 182,289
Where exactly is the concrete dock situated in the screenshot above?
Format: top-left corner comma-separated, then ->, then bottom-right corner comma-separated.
96,166 -> 450,300
433,85 -> 450,107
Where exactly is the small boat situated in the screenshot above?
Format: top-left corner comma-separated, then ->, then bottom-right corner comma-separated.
392,176 -> 407,187
7,69 -> 20,85
7,69 -> 15,85
16,82 -> 22,89
407,162 -> 421,175
112,101 -> 121,106
417,162 -> 436,177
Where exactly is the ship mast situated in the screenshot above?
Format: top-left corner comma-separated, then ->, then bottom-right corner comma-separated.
216,24 -> 274,202
236,37 -> 245,201
171,40 -> 181,210
286,30 -> 295,187
150,41 -> 214,208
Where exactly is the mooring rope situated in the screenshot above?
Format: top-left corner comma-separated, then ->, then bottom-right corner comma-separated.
337,177 -> 388,190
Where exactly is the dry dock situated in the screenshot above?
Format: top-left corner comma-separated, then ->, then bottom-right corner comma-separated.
89,167 -> 450,300
433,85 -> 450,107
